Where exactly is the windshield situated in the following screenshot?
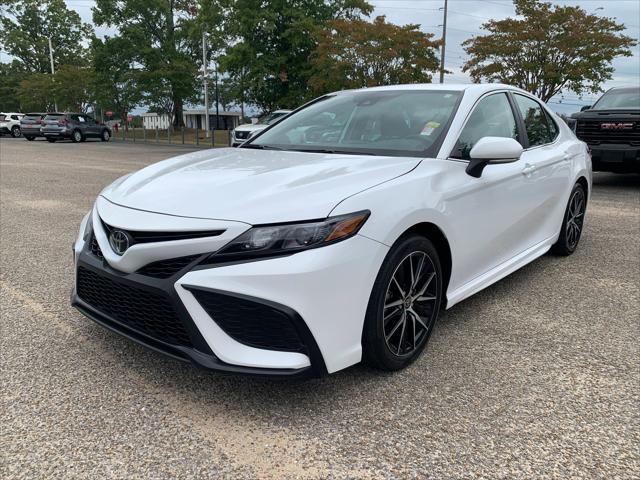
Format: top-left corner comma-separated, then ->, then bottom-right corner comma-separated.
593,88 -> 640,110
248,90 -> 461,157
259,112 -> 288,125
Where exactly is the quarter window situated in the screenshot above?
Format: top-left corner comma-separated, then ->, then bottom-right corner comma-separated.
513,94 -> 557,147
451,93 -> 519,160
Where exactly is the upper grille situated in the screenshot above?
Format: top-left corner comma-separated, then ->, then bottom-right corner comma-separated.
576,120 -> 640,145
101,222 -> 225,244
77,267 -> 192,347
136,255 -> 201,279
189,288 -> 305,353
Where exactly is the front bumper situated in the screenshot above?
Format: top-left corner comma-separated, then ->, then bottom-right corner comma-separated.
590,144 -> 640,173
71,207 -> 388,376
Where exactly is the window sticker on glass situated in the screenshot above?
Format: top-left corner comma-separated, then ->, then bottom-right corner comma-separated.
420,121 -> 440,136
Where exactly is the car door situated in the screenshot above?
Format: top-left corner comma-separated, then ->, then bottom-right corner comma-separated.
75,114 -> 90,136
85,116 -> 100,137
444,92 -> 546,283
511,93 -> 573,244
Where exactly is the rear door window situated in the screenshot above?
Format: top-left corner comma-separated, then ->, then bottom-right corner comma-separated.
513,94 -> 557,147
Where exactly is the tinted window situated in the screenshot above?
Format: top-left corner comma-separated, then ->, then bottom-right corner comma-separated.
513,94 -> 556,147
0,115 -> 6,121
251,90 -> 461,158
451,93 -> 519,160
23,115 -> 43,122
44,114 -> 63,121
593,88 -> 640,110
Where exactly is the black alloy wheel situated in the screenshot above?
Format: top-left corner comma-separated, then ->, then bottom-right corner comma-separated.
363,234 -> 442,371
552,183 -> 587,256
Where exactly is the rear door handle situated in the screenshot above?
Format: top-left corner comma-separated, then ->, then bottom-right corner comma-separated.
522,164 -> 536,175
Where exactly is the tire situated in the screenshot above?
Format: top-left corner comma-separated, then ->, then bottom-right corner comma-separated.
551,183 -> 587,256
11,126 -> 21,138
101,129 -> 110,142
363,234 -> 443,371
71,129 -> 83,143
25,136 -> 35,141
47,138 -> 56,143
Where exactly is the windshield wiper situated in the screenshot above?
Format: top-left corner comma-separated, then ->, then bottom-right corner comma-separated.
240,144 -> 284,150
291,148 -> 376,156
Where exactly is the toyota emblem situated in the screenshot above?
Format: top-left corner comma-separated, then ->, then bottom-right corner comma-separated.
109,230 -> 131,255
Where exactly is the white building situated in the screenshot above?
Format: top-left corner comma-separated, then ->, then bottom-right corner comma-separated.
142,110 -> 241,130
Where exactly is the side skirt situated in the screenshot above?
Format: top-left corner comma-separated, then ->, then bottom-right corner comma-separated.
445,236 -> 555,309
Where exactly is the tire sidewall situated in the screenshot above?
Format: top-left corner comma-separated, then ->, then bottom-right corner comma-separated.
72,130 -> 82,143
11,126 -> 21,138
102,129 -> 110,141
363,234 -> 443,371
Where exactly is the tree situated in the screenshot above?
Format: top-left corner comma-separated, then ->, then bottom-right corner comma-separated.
92,0 -> 203,127
0,61 -> 29,111
92,37 -> 141,126
1,0 -> 94,73
16,74 -> 56,112
462,0 -> 636,102
220,0 -> 373,111
16,65 -> 96,112
309,16 -> 440,94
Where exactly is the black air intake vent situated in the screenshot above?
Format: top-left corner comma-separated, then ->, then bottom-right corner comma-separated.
189,288 -> 306,353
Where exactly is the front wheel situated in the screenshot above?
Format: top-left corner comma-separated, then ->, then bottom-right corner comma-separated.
11,126 -> 21,138
46,138 -> 56,143
363,234 -> 442,371
551,183 -> 587,256
25,136 -> 35,141
100,129 -> 110,142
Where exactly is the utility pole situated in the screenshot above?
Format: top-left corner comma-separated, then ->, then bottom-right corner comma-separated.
202,32 -> 210,137
48,36 -> 58,111
439,0 -> 448,84
214,60 -> 220,131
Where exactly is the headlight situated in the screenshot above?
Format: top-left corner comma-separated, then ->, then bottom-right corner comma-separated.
209,210 -> 370,263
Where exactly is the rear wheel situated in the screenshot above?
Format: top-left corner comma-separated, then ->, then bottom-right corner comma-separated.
363,234 -> 442,371
552,183 -> 587,256
11,126 -> 21,138
101,129 -> 110,142
25,136 -> 35,141
71,129 -> 83,143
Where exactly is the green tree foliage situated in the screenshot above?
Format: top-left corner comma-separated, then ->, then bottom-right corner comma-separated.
17,65 -> 96,112
1,0 -> 94,73
220,0 -> 373,111
0,61 -> 29,111
92,37 -> 141,124
462,0 -> 636,101
309,15 -> 440,94
92,0 -> 204,126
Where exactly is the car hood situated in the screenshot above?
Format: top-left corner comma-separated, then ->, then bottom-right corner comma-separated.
100,148 -> 421,224
235,123 -> 268,132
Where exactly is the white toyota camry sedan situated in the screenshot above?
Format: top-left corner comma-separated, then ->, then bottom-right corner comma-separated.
72,84 -> 591,377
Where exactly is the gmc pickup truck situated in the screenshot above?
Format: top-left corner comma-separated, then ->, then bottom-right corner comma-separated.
572,87 -> 640,174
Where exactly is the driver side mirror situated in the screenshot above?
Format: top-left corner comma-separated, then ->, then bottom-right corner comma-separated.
466,136 -> 523,178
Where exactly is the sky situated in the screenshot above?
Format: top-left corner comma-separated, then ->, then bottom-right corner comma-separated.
2,0 -> 639,114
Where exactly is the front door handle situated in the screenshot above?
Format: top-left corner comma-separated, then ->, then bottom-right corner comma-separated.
522,164 -> 536,176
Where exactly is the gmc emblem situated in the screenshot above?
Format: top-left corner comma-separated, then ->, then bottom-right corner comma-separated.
600,122 -> 634,130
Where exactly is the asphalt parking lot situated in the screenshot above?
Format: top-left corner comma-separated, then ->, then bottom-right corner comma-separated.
1,137 -> 638,479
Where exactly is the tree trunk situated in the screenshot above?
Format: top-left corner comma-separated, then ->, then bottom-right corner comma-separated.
173,94 -> 184,127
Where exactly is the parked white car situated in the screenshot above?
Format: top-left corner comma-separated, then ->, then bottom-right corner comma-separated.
231,109 -> 292,146
0,112 -> 24,137
72,84 -> 591,377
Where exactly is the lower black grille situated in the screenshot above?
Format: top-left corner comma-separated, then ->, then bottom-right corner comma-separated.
77,267 -> 192,347
136,255 -> 201,279
189,289 -> 305,353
